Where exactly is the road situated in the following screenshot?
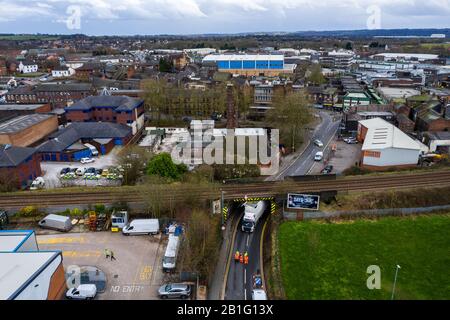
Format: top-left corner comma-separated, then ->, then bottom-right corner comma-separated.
272,111 -> 341,180
225,205 -> 268,300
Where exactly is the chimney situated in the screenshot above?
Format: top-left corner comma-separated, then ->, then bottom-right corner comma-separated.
226,83 -> 238,129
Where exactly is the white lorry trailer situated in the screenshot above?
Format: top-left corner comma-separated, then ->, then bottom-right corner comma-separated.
241,201 -> 267,233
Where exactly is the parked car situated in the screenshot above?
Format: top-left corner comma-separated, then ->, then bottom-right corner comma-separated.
76,168 -> 86,176
30,177 -> 45,190
158,283 -> 191,299
81,157 -> 95,164
60,168 -> 71,177
84,167 -> 97,177
70,168 -> 78,174
314,151 -> 324,161
66,284 -> 97,300
96,169 -> 103,175
344,137 -> 358,144
314,139 -> 324,148
101,169 -> 109,177
321,165 -> 334,174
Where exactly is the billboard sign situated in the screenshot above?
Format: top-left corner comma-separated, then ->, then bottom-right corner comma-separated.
287,193 -> 320,210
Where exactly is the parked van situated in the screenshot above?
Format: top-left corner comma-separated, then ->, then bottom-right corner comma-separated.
163,234 -> 180,272
84,143 -> 99,157
66,284 -> 97,300
122,219 -> 159,236
38,214 -> 72,232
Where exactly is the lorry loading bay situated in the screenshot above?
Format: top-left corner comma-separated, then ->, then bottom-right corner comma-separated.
37,232 -> 166,300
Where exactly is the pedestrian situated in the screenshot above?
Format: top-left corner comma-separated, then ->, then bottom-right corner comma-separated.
234,250 -> 240,263
239,253 -> 244,264
110,250 -> 116,261
104,248 -> 110,259
244,254 -> 249,265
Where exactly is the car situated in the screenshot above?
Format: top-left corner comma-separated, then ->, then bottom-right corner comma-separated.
60,168 -> 71,177
30,177 -> 45,190
81,157 -> 95,164
158,283 -> 191,299
96,169 -> 103,175
101,169 -> 109,177
66,284 -> 97,300
314,151 -> 324,161
84,167 -> 97,177
343,137 -> 358,144
321,165 -> 334,174
69,168 -> 78,174
76,167 -> 86,176
314,139 -> 324,147
252,289 -> 268,300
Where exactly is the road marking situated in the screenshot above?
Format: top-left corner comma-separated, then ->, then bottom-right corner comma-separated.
246,234 -> 249,248
244,288 -> 247,300
244,268 -> 246,284
139,265 -> 152,282
62,250 -> 101,258
259,218 -> 269,294
38,237 -> 86,245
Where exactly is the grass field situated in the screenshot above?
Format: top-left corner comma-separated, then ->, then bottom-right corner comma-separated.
278,214 -> 450,300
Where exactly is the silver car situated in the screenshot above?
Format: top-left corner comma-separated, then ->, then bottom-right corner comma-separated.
158,283 -> 191,299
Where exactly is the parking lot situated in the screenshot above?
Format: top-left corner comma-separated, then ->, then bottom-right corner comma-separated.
310,138 -> 361,175
37,232 -> 167,300
40,147 -> 123,188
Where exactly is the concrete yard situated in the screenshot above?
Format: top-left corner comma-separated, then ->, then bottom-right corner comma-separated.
310,139 -> 361,175
37,232 -> 167,300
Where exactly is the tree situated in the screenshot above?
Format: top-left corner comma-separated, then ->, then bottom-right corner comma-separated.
345,41 -> 353,50
266,90 -> 313,152
158,58 -> 173,73
118,146 -> 152,186
146,153 -> 187,180
307,63 -> 326,85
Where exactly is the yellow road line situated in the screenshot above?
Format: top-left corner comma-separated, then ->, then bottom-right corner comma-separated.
62,250 -> 101,258
38,237 -> 86,245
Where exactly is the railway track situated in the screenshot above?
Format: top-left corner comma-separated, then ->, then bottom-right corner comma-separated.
1,170 -> 450,208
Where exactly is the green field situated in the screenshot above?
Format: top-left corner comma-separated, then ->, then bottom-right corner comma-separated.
278,215 -> 450,300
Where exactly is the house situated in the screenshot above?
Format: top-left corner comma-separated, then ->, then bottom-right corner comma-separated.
37,122 -> 133,162
0,145 -> 42,188
64,95 -> 145,135
420,131 -> 450,154
357,117 -> 428,170
0,114 -> 58,147
411,100 -> 450,132
17,61 -> 38,74
51,66 -> 75,78
307,86 -> 338,108
0,230 -> 66,300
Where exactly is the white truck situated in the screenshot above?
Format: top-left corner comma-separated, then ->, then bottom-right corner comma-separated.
163,234 -> 180,272
241,201 -> 267,233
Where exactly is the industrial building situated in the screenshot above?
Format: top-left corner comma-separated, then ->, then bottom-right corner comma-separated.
0,230 -> 66,300
202,54 -> 295,76
357,117 -> 428,170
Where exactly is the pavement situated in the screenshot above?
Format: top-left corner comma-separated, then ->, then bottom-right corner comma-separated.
37,232 -> 166,300
269,111 -> 342,180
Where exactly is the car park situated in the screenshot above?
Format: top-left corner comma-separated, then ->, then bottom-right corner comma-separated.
81,157 -> 95,164
321,165 -> 334,174
66,284 -> 97,300
314,139 -> 324,147
314,151 -> 324,161
158,283 -> 191,299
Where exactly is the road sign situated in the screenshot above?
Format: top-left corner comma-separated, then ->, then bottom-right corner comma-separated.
287,193 -> 320,211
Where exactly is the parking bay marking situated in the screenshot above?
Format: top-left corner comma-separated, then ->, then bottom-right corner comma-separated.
63,250 -> 102,258
38,237 -> 86,245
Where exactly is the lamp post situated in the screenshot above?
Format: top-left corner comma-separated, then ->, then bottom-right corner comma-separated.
391,265 -> 401,300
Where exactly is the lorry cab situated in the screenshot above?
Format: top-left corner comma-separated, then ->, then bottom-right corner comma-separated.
241,201 -> 267,233
111,210 -> 128,229
122,219 -> 159,236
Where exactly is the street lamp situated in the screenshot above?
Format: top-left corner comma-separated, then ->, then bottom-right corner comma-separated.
391,265 -> 401,300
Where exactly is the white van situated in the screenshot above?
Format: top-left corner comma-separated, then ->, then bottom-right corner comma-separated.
38,214 -> 72,232
84,143 -> 99,157
122,219 -> 159,236
163,234 -> 180,272
66,284 -> 97,300
314,151 -> 324,161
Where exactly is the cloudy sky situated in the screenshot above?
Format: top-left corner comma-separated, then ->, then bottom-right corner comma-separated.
0,0 -> 449,35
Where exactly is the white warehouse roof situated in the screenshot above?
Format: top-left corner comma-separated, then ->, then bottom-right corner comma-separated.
0,230 -> 34,252
203,54 -> 284,62
359,118 -> 426,151
0,252 -> 60,300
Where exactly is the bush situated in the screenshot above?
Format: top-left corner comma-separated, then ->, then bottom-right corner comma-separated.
342,166 -> 372,176
146,153 -> 187,180
18,206 -> 40,217
213,164 -> 260,180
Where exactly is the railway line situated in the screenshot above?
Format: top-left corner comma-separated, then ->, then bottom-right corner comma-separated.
1,170 -> 450,208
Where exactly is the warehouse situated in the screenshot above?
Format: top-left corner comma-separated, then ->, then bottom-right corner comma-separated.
202,54 -> 294,76
0,230 -> 66,300
357,117 -> 428,170
0,114 -> 58,147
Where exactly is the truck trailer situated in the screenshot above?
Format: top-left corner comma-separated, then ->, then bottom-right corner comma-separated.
241,201 -> 267,233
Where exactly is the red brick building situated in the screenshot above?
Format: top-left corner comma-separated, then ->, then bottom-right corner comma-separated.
0,145 -> 42,189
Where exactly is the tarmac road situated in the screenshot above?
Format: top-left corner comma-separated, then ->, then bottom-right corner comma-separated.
225,205 -> 268,300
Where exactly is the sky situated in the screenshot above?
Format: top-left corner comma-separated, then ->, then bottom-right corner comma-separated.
0,0 -> 449,36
